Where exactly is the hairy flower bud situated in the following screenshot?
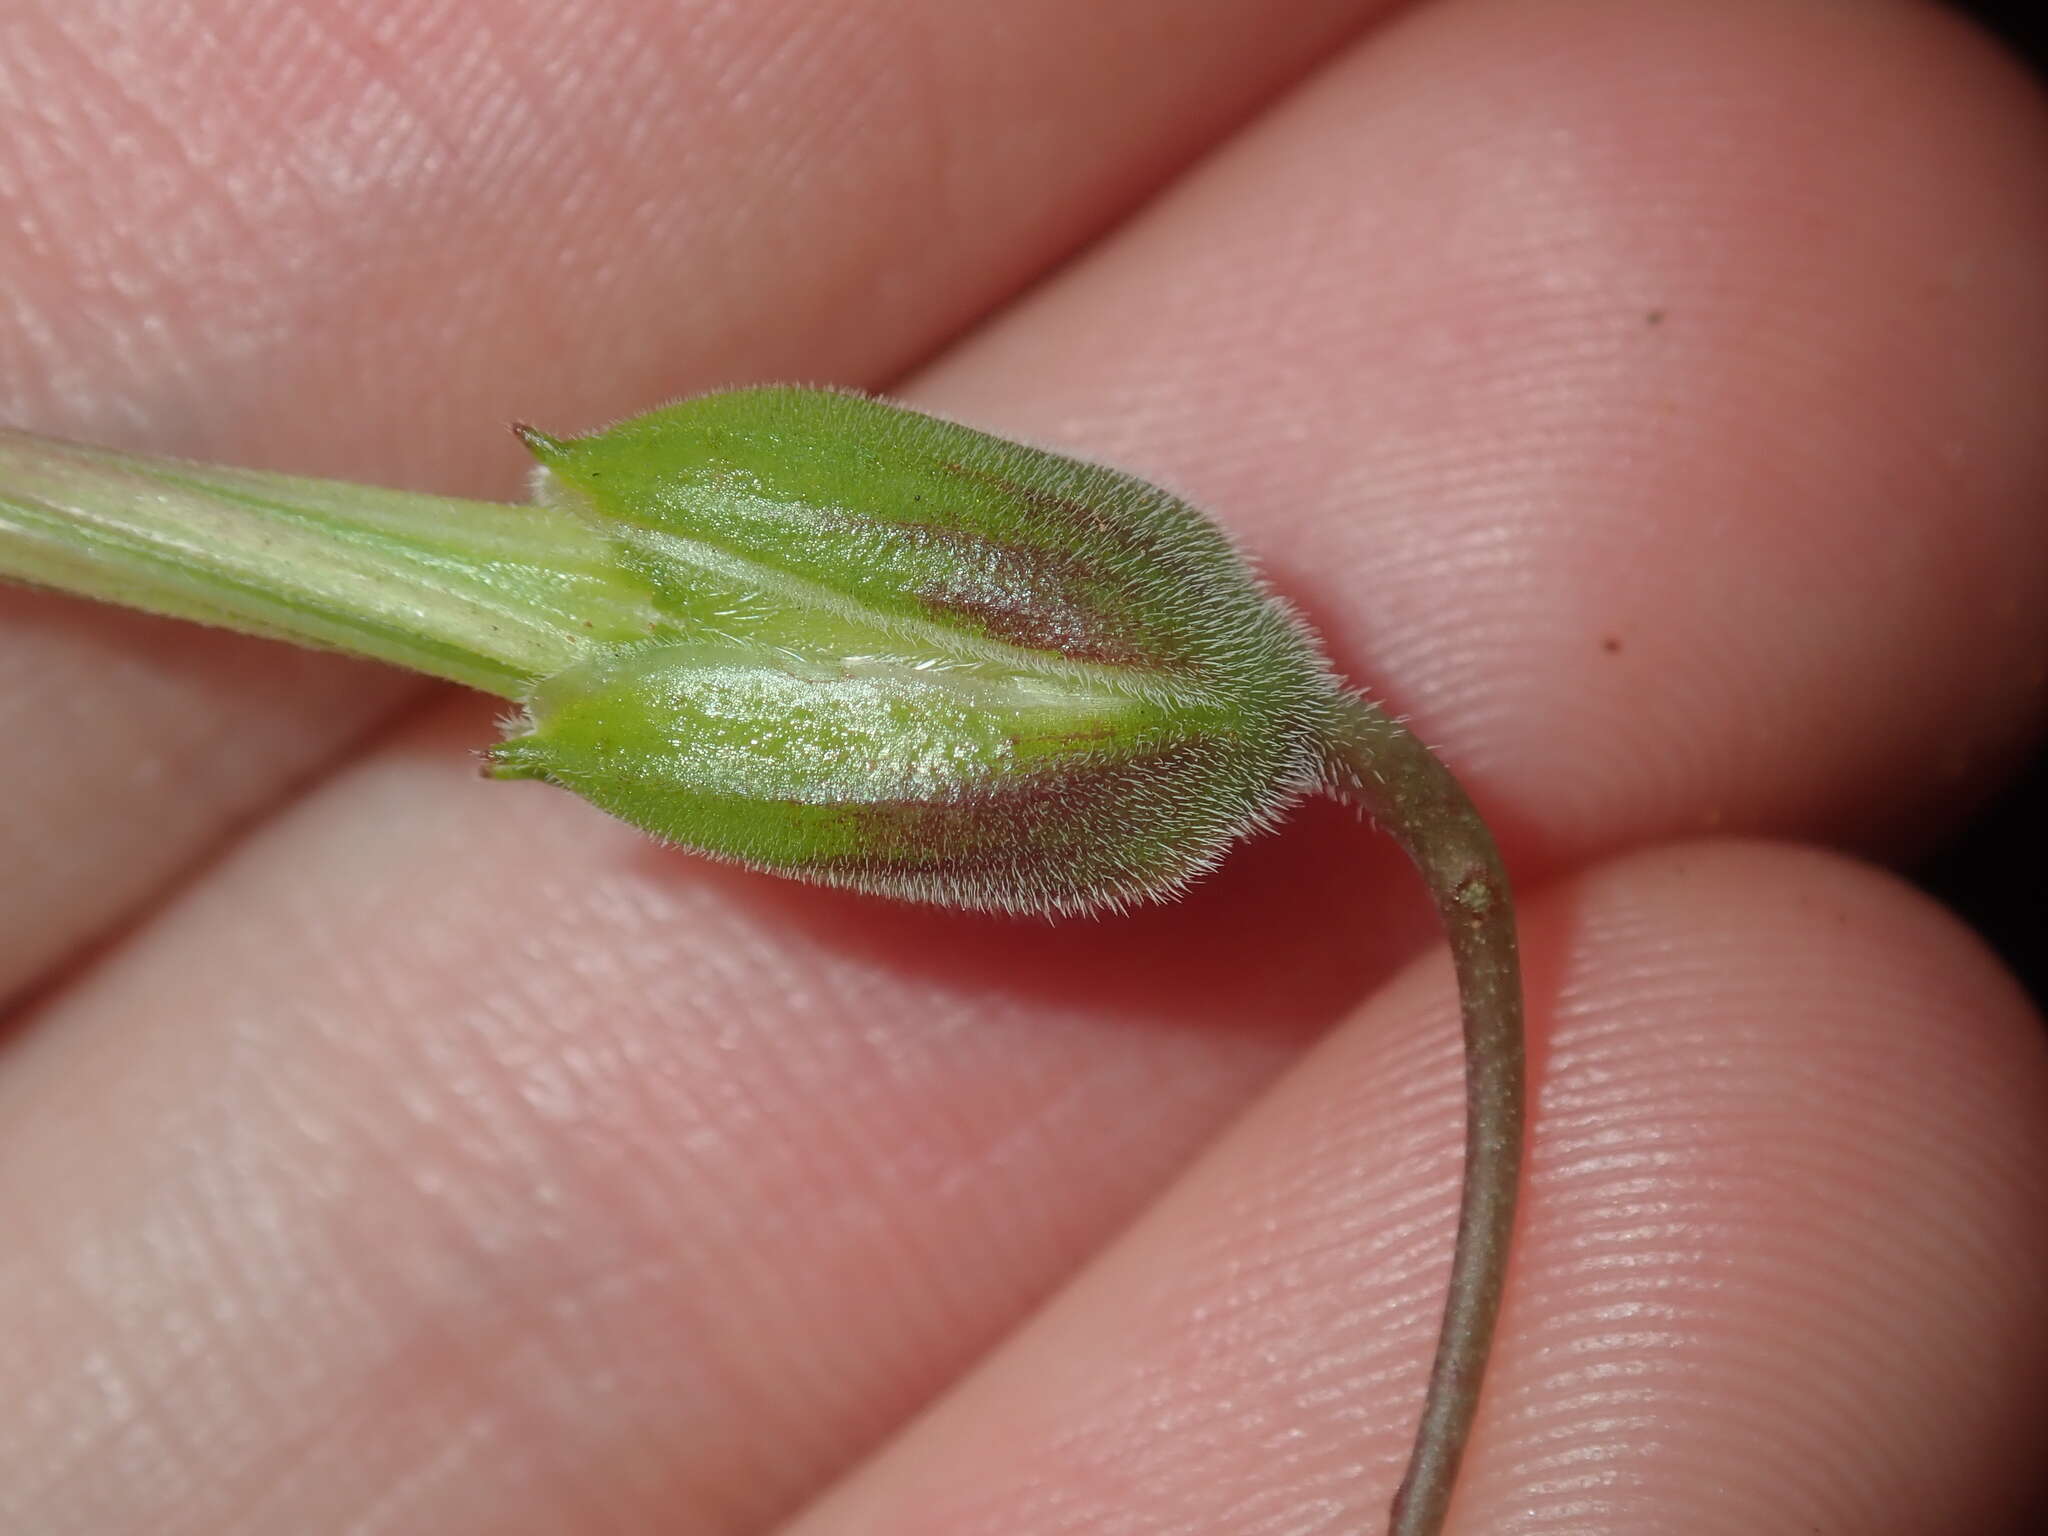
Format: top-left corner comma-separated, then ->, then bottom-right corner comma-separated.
2,382 -> 1526,1536
487,387 -> 1341,914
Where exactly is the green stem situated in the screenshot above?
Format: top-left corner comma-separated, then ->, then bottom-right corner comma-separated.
1325,696 -> 1525,1536
0,429 -> 665,698
0,418 -> 1526,1535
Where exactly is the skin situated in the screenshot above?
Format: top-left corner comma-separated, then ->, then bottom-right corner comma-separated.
1,2 -> 2046,1534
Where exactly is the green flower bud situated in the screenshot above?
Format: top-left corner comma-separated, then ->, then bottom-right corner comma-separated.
1,384 -> 1526,1536
487,387 -> 1341,915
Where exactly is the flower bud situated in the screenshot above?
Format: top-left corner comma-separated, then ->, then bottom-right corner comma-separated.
487,387 -> 1340,915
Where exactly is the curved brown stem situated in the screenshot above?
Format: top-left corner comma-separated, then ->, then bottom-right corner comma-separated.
1323,695 -> 1525,1536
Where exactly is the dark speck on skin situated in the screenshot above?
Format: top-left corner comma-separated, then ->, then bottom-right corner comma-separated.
1602,635 -> 1623,654
1645,308 -> 1666,327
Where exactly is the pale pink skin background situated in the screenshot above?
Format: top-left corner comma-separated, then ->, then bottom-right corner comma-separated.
1,2 -> 2045,1533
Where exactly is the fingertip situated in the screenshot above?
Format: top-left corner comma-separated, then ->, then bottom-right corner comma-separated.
1475,839 -> 2048,1531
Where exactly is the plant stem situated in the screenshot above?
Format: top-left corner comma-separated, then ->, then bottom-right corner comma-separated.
0,429 -> 665,698
1324,696 -> 1525,1536
0,417 -> 1527,1535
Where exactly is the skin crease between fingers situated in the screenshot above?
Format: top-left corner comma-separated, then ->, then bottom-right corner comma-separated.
0,3 -> 2045,1536
0,0 -> 1381,1005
